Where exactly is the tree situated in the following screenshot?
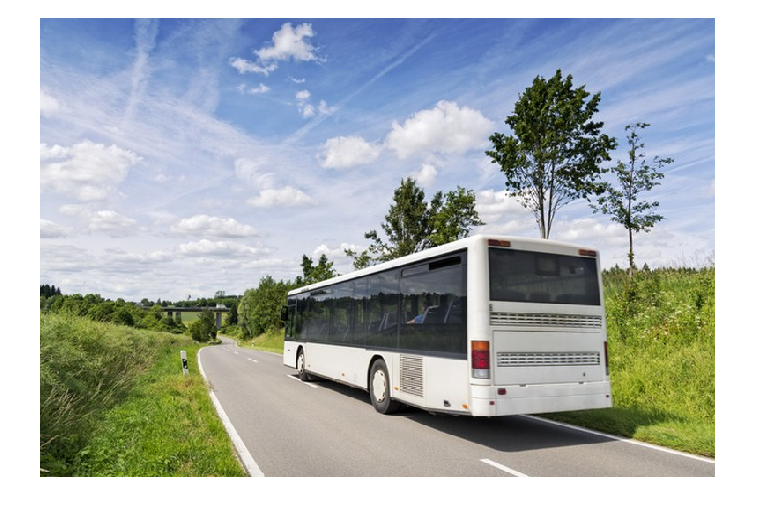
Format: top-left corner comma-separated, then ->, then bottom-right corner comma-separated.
238,276 -> 293,338
295,254 -> 337,286
486,69 -> 616,239
224,300 -> 238,326
346,177 -> 483,267
592,122 -> 672,272
190,310 -> 217,342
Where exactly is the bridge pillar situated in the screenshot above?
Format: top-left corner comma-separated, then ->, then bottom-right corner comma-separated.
216,312 -> 223,329
176,311 -> 182,322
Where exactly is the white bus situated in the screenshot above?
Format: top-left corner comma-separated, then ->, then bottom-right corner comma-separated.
282,235 -> 612,416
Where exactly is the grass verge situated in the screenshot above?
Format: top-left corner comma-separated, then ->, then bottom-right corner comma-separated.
230,328 -> 284,354
72,342 -> 246,476
40,314 -> 246,476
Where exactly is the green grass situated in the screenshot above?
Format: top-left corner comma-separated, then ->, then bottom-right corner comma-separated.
40,314 -> 246,476
231,327 -> 284,354
72,343 -> 246,476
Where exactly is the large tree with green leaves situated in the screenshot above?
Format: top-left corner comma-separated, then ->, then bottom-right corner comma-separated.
190,310 -> 217,342
346,177 -> 483,268
238,276 -> 293,338
592,122 -> 672,272
486,69 -> 616,239
295,254 -> 338,286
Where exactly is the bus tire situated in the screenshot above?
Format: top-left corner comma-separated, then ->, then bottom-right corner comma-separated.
369,359 -> 401,414
297,348 -> 312,382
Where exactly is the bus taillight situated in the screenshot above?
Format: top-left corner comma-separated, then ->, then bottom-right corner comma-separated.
472,341 -> 490,379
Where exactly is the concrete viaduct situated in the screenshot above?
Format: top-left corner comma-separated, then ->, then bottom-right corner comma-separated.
163,306 -> 229,329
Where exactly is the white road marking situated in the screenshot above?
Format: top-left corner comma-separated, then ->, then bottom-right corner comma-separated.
287,374 -> 318,388
481,458 -> 529,477
524,415 -> 715,464
198,349 -> 264,477
248,358 -> 258,363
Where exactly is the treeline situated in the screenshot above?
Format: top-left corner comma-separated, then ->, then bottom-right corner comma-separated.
39,253 -> 336,341
41,292 -> 187,333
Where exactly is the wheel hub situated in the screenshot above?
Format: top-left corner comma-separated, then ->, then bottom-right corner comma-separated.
372,370 -> 387,402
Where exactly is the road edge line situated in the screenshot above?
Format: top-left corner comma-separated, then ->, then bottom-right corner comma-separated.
524,415 -> 715,464
198,347 -> 265,477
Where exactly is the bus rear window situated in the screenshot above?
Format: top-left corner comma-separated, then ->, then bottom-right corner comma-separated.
489,248 -> 600,305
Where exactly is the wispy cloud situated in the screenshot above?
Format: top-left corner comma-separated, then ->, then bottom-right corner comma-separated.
284,30 -> 438,145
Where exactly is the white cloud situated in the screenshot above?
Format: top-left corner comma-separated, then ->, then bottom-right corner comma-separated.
106,247 -> 174,265
238,83 -> 270,95
317,100 -> 335,116
385,100 -> 494,159
412,163 -> 438,188
177,239 -> 270,258
229,57 -> 277,76
40,90 -> 61,117
235,157 -> 277,189
319,135 -> 383,169
246,187 -> 318,208
40,219 -> 69,238
170,215 -> 259,238
312,242 -> 361,261
40,140 -> 142,201
300,104 -> 315,118
256,23 -> 319,62
296,89 -> 315,117
229,23 -> 319,82
475,189 -> 535,234
87,210 -> 138,237
295,90 -> 335,119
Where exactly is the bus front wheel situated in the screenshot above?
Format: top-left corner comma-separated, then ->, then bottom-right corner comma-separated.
369,359 -> 401,414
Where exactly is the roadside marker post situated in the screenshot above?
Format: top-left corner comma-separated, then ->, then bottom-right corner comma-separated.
181,351 -> 189,375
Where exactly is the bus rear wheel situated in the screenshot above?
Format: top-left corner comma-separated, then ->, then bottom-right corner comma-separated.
369,359 -> 401,414
297,349 -> 312,382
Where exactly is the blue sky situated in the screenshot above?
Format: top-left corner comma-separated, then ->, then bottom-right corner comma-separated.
39,18 -> 715,302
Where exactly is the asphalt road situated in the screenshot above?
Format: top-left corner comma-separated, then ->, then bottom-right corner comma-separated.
198,338 -> 714,477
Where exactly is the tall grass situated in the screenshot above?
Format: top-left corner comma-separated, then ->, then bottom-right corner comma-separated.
40,314 -> 171,474
40,314 -> 245,476
72,341 -> 245,476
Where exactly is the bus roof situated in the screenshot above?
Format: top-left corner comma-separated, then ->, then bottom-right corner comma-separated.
287,234 -> 599,296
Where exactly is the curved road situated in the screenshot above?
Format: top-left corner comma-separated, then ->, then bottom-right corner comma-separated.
198,338 -> 714,477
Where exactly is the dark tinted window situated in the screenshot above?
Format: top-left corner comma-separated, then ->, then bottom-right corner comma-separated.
400,255 -> 466,355
489,248 -> 600,305
289,250 -> 467,358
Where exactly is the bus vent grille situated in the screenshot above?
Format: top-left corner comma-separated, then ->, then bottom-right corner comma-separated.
497,351 -> 601,367
400,354 -> 423,397
491,312 -> 602,329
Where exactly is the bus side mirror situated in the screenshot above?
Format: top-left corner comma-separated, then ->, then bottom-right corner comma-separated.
280,305 -> 289,323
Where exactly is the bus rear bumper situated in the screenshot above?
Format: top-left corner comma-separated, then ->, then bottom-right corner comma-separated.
469,381 -> 612,417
